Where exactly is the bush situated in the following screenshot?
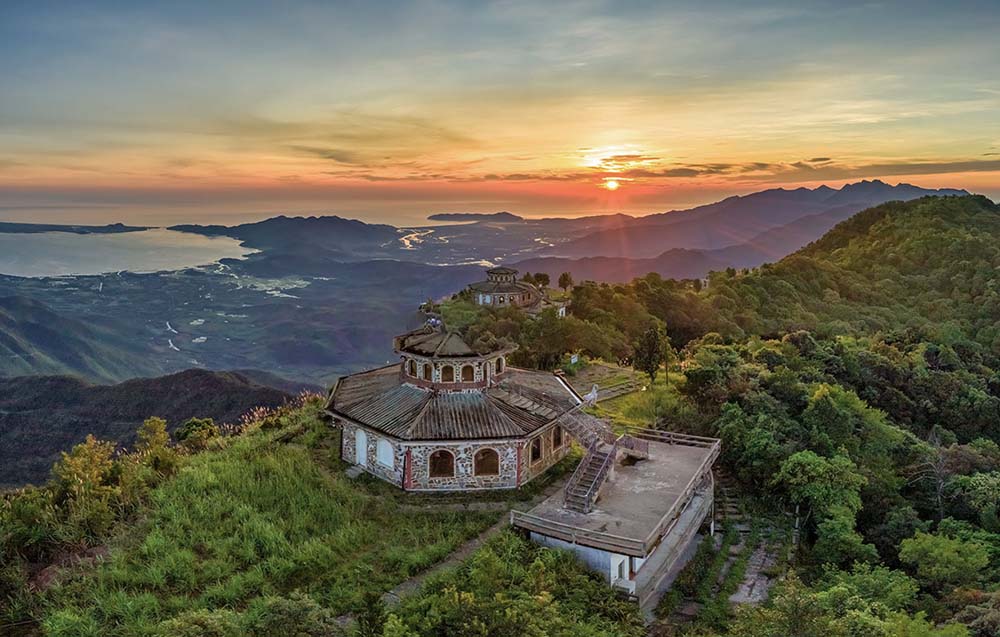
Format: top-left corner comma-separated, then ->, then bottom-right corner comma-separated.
175,417 -> 220,450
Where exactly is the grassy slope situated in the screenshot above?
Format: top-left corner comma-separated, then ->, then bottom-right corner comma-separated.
41,406 -> 498,636
0,370 -> 294,488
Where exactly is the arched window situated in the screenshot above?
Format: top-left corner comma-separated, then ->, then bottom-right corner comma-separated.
530,437 -> 542,464
441,365 -> 455,382
422,363 -> 431,380
429,450 -> 455,478
496,357 -> 505,374
498,296 -> 505,304
407,359 -> 417,376
461,365 -> 474,382
376,439 -> 394,467
509,295 -> 516,303
552,426 -> 563,449
474,448 -> 500,476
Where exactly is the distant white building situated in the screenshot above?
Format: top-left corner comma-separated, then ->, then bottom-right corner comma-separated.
467,266 -> 566,317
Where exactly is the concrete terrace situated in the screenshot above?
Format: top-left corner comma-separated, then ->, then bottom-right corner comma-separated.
512,436 -> 717,556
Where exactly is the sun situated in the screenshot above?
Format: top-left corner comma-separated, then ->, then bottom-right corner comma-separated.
603,179 -> 620,191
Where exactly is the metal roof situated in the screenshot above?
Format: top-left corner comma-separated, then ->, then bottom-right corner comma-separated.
327,365 -> 579,440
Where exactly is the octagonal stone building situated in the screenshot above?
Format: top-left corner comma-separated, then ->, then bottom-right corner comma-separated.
325,324 -> 581,491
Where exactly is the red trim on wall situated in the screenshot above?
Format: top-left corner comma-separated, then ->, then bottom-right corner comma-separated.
403,448 -> 412,489
515,443 -> 522,486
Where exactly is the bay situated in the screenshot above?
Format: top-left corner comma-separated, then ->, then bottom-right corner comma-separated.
0,229 -> 256,277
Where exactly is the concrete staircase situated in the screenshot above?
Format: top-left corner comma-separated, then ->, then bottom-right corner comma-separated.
557,406 -> 652,513
563,445 -> 615,513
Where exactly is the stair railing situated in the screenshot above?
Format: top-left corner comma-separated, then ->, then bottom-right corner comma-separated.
564,438 -> 598,501
578,437 -> 620,513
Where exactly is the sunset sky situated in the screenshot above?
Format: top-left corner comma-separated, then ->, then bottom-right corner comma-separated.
2,0 -> 999,226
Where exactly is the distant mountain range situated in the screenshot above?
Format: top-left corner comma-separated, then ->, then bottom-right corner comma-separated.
170,214 -> 401,261
519,181 -> 969,281
550,180 -> 968,259
427,211 -> 524,222
0,180 -> 975,387
0,221 -> 148,235
0,369 -> 297,487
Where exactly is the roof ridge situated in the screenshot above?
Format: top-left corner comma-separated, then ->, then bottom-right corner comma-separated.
407,393 -> 436,438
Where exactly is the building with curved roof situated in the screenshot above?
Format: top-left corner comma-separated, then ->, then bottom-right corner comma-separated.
326,324 -> 581,490
467,266 -> 540,308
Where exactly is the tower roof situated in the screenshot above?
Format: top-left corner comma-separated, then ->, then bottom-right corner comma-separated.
393,324 -> 514,358
487,266 -> 518,275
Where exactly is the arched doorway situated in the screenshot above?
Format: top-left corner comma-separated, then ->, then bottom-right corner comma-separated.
355,429 -> 368,467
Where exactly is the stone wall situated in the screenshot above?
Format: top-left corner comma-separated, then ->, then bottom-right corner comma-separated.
339,421 -> 569,492
341,422 -> 405,486
521,423 -> 571,483
407,440 -> 520,490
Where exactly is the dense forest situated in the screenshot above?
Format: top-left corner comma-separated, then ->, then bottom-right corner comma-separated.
441,195 -> 1000,635
2,195 -> 999,635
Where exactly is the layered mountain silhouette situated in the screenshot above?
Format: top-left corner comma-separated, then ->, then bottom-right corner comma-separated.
549,180 -> 968,259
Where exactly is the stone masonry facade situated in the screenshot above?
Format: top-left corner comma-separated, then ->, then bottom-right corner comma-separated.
339,420 -> 571,491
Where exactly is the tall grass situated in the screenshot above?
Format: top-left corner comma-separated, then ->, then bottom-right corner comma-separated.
42,431 -> 497,636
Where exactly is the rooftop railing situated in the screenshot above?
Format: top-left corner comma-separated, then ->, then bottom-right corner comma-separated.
512,429 -> 720,557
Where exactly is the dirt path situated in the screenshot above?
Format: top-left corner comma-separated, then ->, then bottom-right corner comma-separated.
333,470 -> 569,628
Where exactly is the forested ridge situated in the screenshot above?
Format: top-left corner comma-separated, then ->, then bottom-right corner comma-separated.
441,194 -> 1000,635
2,195 -> 999,635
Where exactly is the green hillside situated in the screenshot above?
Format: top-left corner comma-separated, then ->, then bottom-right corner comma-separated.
0,370 -> 296,488
0,296 -> 163,382
705,195 -> 1000,347
1,398 -> 642,637
4,196 -> 998,636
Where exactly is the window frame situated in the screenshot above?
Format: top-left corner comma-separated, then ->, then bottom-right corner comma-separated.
428,449 -> 455,478
376,439 -> 394,467
552,426 -> 563,450
473,448 -> 500,476
529,437 -> 543,464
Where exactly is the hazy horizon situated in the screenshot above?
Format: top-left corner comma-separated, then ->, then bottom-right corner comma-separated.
0,178 -> 986,229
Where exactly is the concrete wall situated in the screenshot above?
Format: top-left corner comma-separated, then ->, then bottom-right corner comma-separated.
528,533 -> 634,594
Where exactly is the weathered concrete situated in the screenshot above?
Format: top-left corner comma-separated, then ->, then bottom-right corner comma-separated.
526,441 -> 713,545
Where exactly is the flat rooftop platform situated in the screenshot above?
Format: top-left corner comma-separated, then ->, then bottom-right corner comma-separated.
513,437 -> 718,556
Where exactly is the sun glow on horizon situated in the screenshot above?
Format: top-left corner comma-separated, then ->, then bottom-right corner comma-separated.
603,179 -> 620,191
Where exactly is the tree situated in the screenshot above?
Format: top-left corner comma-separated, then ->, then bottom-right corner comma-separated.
633,327 -> 664,384
137,417 -> 170,452
727,573 -> 847,637
534,272 -> 550,288
520,272 -> 536,285
812,504 -> 878,568
772,451 -> 867,520
816,563 -> 919,612
558,272 -> 573,292
899,531 -> 989,592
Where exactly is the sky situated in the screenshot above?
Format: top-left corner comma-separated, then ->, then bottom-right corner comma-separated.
1,0 -> 999,227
